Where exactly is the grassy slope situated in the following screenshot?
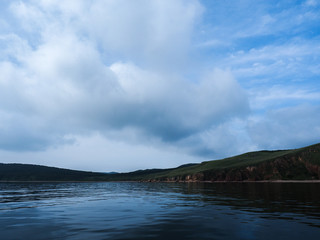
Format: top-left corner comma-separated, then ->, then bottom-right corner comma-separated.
1,143 -> 319,181
109,143 -> 320,181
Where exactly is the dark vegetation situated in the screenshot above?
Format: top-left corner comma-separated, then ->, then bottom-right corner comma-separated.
1,143 -> 320,182
0,164 -> 109,181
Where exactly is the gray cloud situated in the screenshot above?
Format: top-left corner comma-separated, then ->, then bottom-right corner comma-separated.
0,0 -> 249,158
0,0 -> 319,171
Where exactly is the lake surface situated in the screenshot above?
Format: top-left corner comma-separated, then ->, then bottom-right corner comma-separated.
0,182 -> 320,240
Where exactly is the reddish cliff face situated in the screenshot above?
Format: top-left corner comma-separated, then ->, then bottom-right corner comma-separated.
157,144 -> 320,182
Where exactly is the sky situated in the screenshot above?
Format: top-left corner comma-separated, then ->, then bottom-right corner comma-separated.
0,0 -> 319,172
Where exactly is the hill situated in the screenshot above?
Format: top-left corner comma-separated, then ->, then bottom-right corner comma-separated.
1,143 -> 319,182
106,143 -> 320,181
0,163 -> 110,181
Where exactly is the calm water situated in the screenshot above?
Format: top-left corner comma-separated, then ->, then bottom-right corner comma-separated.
0,182 -> 320,240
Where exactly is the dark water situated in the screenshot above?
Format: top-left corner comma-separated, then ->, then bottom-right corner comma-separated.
0,182 -> 320,240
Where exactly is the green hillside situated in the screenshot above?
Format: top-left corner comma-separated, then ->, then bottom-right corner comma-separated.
1,143 -> 319,181
106,143 -> 320,181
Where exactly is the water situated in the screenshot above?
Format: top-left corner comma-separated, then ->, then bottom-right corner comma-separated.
0,182 -> 320,240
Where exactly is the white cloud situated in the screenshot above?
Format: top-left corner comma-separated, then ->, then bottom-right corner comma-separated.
198,1 -> 320,88
1,0 -> 318,171
0,34 -> 31,62
221,40 -> 320,86
248,105 -> 320,149
0,133 -> 205,172
0,0 -> 248,164
196,39 -> 231,48
13,0 -> 203,70
84,0 -> 203,67
248,85 -> 320,111
305,0 -> 319,7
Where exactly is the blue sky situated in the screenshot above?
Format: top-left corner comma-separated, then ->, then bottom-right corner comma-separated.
0,0 -> 319,171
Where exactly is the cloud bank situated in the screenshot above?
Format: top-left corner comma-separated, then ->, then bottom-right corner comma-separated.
0,0 -> 248,166
0,0 -> 319,171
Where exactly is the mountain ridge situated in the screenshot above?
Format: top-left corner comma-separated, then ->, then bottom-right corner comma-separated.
1,143 -> 320,182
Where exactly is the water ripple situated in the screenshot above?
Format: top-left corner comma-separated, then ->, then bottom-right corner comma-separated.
1,182 -> 320,240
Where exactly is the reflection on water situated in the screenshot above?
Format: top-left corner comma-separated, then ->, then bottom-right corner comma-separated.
0,182 -> 320,239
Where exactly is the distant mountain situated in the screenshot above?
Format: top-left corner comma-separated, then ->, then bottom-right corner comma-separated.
0,163 -> 109,181
1,143 -> 320,182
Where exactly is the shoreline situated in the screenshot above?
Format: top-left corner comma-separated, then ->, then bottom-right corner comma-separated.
1,180 -> 320,183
